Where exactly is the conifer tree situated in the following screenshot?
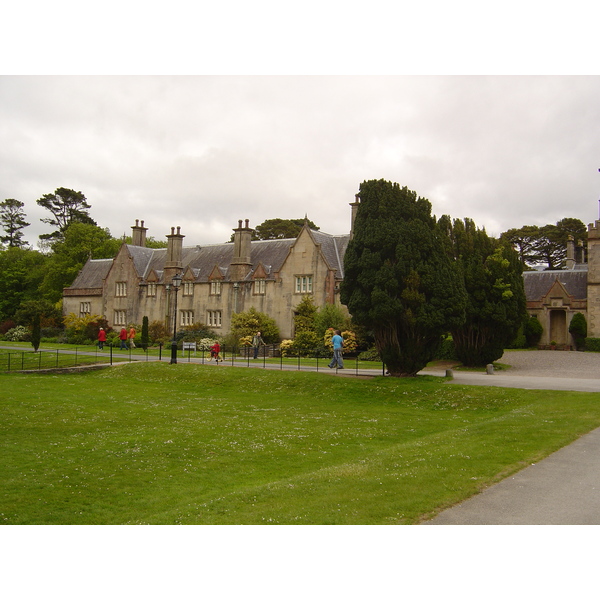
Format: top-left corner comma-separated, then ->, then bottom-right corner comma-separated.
568,312 -> 587,350
141,316 -> 150,351
441,216 -> 527,366
36,187 -> 96,241
341,179 -> 466,376
0,199 -> 30,247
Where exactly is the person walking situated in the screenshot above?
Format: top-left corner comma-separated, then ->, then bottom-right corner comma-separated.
128,325 -> 136,348
97,327 -> 107,350
252,331 -> 265,359
119,327 -> 128,350
209,341 -> 221,362
328,330 -> 344,369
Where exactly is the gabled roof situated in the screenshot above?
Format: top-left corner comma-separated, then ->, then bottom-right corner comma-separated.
128,245 -> 157,278
65,229 -> 350,291
310,230 -> 350,277
67,258 -> 113,289
523,269 -> 588,301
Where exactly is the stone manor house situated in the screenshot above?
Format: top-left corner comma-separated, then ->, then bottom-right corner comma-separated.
63,215 -> 352,340
62,198 -> 600,348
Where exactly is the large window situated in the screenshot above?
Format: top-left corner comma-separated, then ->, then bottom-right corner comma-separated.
207,310 -> 222,327
114,310 -> 127,325
210,281 -> 222,296
295,275 -> 313,294
80,302 -> 91,317
116,282 -> 127,297
180,310 -> 194,326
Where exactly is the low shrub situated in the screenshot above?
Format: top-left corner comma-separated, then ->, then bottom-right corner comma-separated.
569,313 -> 587,350
507,333 -> 527,349
525,316 -> 543,347
358,347 -> 381,361
584,337 -> 600,352
5,325 -> 31,342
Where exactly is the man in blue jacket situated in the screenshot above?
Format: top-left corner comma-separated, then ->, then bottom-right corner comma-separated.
328,330 -> 344,369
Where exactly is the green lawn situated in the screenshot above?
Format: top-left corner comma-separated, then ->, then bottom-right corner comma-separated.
2,361 -> 600,524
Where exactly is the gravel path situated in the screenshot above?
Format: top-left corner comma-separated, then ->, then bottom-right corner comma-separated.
499,350 -> 600,379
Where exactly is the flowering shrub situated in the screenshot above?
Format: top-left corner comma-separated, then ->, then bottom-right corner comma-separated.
279,339 -> 294,357
292,330 -> 320,355
63,313 -> 110,345
5,325 -> 31,342
239,335 -> 253,347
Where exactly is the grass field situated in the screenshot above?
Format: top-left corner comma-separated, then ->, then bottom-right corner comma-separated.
3,361 -> 600,525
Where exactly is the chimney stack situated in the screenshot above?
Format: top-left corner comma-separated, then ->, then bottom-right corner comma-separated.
164,226 -> 185,282
230,219 -> 253,280
349,193 -> 360,240
131,219 -> 148,247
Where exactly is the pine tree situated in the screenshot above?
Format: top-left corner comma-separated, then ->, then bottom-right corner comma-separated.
36,187 -> 96,241
341,179 -> 466,376
0,199 -> 30,247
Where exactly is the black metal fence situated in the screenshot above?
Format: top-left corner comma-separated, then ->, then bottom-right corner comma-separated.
1,343 -> 386,376
167,344 -> 386,376
0,345 -> 146,372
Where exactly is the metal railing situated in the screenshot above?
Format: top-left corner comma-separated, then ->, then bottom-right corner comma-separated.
0,344 -> 146,372
1,343 -> 387,376
171,344 -> 386,376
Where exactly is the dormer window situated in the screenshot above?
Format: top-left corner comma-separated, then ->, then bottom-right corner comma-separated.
210,281 -> 222,296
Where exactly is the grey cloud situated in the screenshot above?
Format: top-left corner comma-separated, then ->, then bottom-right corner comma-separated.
1,76 -> 599,248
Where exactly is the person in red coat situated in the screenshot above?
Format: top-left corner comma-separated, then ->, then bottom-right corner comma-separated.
98,327 -> 107,350
209,341 -> 221,362
119,327 -> 128,350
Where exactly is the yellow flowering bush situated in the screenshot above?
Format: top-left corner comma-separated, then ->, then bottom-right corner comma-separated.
279,339 -> 295,357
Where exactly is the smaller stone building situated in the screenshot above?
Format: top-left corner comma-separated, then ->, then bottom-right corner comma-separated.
524,221 -> 600,346
523,268 -> 587,345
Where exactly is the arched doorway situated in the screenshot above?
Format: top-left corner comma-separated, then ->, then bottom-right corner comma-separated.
549,310 -> 567,344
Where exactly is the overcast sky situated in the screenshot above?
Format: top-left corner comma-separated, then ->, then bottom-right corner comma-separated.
1,75 -> 599,248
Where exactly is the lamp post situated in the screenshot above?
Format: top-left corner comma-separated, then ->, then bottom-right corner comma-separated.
170,273 -> 182,364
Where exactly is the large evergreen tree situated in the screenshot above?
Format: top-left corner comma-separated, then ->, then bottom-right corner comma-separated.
36,187 -> 96,241
501,217 -> 587,270
341,179 -> 466,377
0,199 -> 30,247
440,216 -> 527,366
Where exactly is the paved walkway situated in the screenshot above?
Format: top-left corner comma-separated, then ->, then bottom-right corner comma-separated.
423,350 -> 600,524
